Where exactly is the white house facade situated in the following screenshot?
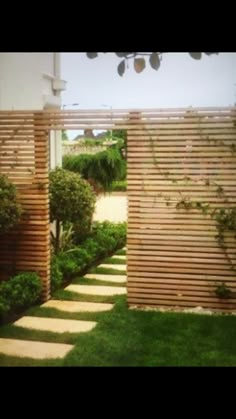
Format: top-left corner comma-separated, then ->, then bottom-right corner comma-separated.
0,52 -> 66,168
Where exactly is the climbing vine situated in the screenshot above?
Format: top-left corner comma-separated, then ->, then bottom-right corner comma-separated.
147,127 -> 236,283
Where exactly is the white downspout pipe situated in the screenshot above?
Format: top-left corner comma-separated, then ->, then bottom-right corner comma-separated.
50,53 -> 62,168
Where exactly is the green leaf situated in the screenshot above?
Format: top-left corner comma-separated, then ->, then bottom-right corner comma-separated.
149,53 -> 160,71
86,53 -> 98,59
230,143 -> 236,153
134,58 -> 146,73
117,60 -> 125,77
189,52 -> 202,60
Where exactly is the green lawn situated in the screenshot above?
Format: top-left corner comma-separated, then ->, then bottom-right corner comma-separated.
115,248 -> 126,256
102,256 -> 126,265
89,266 -> 126,275
1,292 -> 236,366
1,247 -> 236,366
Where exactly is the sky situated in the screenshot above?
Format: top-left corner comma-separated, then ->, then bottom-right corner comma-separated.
61,52 -> 236,139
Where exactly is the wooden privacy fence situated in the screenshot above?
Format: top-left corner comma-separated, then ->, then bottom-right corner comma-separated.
127,108 -> 236,312
0,113 -> 50,300
0,108 -> 236,311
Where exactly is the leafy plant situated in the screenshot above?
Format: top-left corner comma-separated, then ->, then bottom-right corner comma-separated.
0,272 -> 41,321
50,221 -> 127,292
111,180 -> 127,192
176,198 -> 194,211
212,207 -> 236,271
50,223 -> 75,253
215,282 -> 232,299
62,130 -> 69,142
63,147 -> 126,193
50,256 -> 63,292
49,168 -> 96,253
0,174 -> 23,234
86,53 -> 218,77
213,208 -> 236,232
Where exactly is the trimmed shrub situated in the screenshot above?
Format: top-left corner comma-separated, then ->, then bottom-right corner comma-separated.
50,256 -> 63,292
63,147 -> 126,192
50,221 -> 127,292
90,221 -> 127,251
0,295 -> 10,320
49,168 -> 96,252
0,174 -> 22,234
111,180 -> 127,192
55,254 -> 79,279
0,272 -> 42,321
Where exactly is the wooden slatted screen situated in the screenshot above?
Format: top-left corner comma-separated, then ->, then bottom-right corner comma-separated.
0,108 -> 235,310
127,108 -> 236,312
0,112 -> 50,300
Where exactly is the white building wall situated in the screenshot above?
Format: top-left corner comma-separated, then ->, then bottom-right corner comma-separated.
0,53 -> 66,167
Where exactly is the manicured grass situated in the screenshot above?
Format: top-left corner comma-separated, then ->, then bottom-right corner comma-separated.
1,246 -> 236,366
53,289 -> 117,304
111,180 -> 127,192
115,248 -> 126,256
1,294 -> 236,366
89,266 -> 126,275
72,276 -> 126,287
25,306 -> 105,322
103,257 -> 126,265
0,322 -> 77,345
62,301 -> 236,366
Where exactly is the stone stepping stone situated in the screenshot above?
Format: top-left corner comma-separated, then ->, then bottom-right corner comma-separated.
66,284 -> 127,296
42,300 -> 114,312
14,316 -> 96,334
98,264 -> 126,271
112,255 -> 126,260
84,273 -> 126,283
0,338 -> 74,360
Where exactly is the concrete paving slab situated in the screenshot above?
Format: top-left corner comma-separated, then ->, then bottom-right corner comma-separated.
14,316 -> 96,334
42,300 -> 114,312
98,264 -> 127,271
0,338 -> 74,360
84,273 -> 126,283
66,284 -> 127,296
111,255 -> 126,260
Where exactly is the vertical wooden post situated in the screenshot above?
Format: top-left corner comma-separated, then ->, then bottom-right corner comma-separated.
34,113 -> 51,301
127,112 -> 142,307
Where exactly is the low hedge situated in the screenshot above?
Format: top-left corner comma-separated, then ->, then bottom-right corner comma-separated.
51,221 -> 127,291
111,180 -> 127,192
0,173 -> 23,234
63,148 -> 126,192
0,272 -> 42,322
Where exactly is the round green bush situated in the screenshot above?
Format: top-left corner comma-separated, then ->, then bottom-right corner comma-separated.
0,272 -> 42,321
49,168 -> 96,247
0,174 -> 22,234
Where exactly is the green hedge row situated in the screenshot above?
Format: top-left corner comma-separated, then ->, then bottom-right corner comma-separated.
111,180 -> 127,192
0,222 -> 126,320
0,272 -> 42,322
51,221 -> 127,291
62,148 -> 126,191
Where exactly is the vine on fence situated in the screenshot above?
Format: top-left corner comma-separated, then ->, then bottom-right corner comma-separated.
147,127 -> 236,294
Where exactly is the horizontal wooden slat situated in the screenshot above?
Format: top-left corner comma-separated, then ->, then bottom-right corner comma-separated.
126,108 -> 236,311
0,118 -> 50,301
1,107 -> 236,310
